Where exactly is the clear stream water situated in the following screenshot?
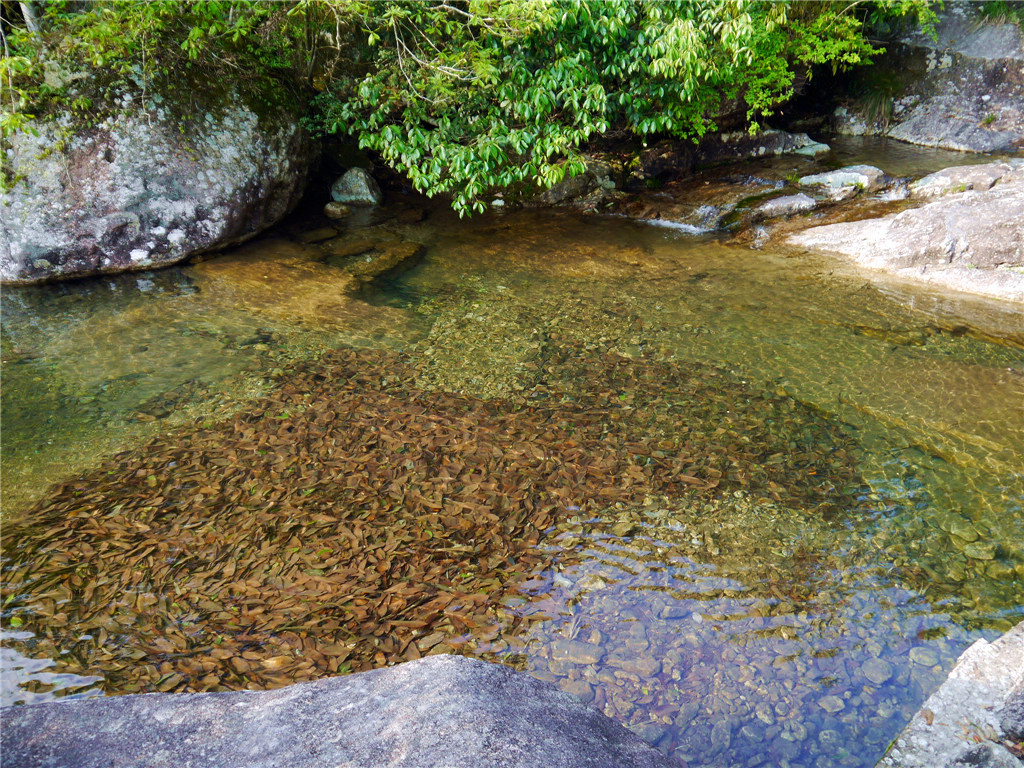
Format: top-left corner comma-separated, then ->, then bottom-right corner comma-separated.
2,139 -> 1022,768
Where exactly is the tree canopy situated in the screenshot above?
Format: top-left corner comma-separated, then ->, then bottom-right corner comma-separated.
2,0 -> 935,211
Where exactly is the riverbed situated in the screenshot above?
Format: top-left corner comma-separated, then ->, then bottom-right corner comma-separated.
2,138 -> 1022,768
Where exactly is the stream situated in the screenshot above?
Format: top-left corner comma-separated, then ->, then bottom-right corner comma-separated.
2,138 -> 1023,768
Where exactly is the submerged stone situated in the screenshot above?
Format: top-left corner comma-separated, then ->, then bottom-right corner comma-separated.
863,657 -> 894,686
963,541 -> 996,561
909,647 -> 940,667
551,639 -> 606,665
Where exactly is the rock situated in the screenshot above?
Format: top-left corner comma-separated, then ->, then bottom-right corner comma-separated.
295,227 -> 339,244
694,129 -> 828,165
1,89 -> 315,284
550,638 -> 605,665
629,721 -> 669,747
323,201 -> 352,219
322,239 -> 377,260
536,159 -> 616,207
753,193 -> 817,220
607,654 -> 662,678
963,541 -> 997,561
1000,679 -> 1024,741
945,743 -> 1022,768
344,242 -> 425,281
830,4 -> 1024,152
792,140 -> 831,157
559,678 -> 596,703
910,162 -> 1020,200
786,172 -> 1024,303
798,165 -> 886,196
0,655 -> 677,768
910,647 -> 940,667
879,621 -> 1024,768
831,106 -> 876,137
819,695 -> 846,713
863,657 -> 894,686
331,168 -> 382,207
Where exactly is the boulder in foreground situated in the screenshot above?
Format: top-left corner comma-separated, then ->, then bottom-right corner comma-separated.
0,655 -> 677,768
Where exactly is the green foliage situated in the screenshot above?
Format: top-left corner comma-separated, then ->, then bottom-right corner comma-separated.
312,0 -> 935,214
978,1 -> 1024,25
3,0 -> 936,212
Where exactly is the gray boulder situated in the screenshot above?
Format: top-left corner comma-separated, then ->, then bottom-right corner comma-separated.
0,92 -> 315,284
944,743 -> 1022,768
331,167 -> 382,206
799,165 -> 886,200
875,622 -> 1024,768
0,655 -> 678,768
536,159 -> 617,206
754,193 -> 817,220
909,161 -> 1022,200
1000,679 -> 1024,742
787,170 -> 1024,302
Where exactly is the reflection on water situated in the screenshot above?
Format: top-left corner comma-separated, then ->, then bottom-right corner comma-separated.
2,138 -> 1023,767
1,632 -> 103,706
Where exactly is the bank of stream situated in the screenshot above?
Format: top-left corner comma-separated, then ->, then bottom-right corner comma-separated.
2,139 -> 1023,768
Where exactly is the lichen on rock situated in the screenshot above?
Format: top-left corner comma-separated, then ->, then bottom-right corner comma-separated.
0,88 -> 316,284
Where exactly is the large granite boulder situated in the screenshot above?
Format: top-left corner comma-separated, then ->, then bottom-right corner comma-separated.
786,165 -> 1024,302
0,89 -> 315,284
0,655 -> 678,768
877,621 -> 1024,768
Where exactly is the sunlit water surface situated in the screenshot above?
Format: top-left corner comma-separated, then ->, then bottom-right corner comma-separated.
3,139 -> 1022,768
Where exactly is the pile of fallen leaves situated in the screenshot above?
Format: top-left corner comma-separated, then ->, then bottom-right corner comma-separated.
1,344 -> 863,696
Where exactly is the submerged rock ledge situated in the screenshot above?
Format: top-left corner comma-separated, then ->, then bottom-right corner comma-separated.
0,655 -> 675,768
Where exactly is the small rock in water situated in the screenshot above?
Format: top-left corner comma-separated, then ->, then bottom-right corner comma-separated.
754,193 -> 816,220
909,647 -> 940,667
963,541 -> 996,561
799,165 -> 886,196
819,695 -> 845,713
607,654 -> 661,678
550,639 -> 605,665
862,657 -> 893,686
323,201 -> 351,219
793,140 -> 831,157
559,678 -> 595,703
295,227 -> 338,244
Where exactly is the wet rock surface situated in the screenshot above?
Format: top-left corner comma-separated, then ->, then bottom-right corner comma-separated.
786,167 -> 1024,302
753,193 -> 817,221
0,655 -> 677,768
880,621 -> 1024,768
0,90 -> 314,284
831,2 -> 1024,152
